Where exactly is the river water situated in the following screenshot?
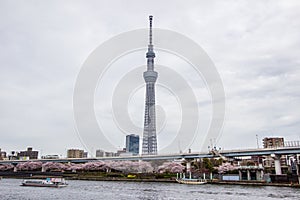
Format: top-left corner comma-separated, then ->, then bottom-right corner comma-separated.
0,179 -> 299,200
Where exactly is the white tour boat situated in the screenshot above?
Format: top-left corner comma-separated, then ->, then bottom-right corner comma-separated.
21,178 -> 67,188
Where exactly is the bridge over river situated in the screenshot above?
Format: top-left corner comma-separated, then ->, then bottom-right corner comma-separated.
0,147 -> 300,164
1,146 -> 300,164
1,146 -> 300,176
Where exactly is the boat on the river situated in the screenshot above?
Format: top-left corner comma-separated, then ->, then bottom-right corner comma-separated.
21,178 -> 67,188
176,173 -> 207,185
176,178 -> 207,185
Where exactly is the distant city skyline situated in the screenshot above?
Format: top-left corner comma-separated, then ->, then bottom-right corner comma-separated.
1,1 -> 300,156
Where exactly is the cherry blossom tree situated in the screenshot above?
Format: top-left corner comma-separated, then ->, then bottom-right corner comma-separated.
107,161 -> 132,173
0,164 -> 14,171
138,161 -> 153,173
82,161 -> 107,171
42,162 -> 67,172
17,161 -> 42,171
64,163 -> 83,172
104,161 -> 153,173
158,162 -> 185,173
217,163 -> 237,174
0,160 -> 183,174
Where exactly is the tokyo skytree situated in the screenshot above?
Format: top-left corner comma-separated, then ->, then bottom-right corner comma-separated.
142,16 -> 158,155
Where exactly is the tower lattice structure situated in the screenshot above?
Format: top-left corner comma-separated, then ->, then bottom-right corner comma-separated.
142,15 -> 158,155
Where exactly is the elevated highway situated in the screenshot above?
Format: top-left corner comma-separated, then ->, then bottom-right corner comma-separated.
1,146 -> 300,164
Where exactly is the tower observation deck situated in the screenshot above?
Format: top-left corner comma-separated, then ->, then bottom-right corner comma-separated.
142,15 -> 158,155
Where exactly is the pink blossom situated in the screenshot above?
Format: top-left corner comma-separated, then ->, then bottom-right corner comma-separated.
16,162 -> 42,171
217,163 -> 237,174
0,164 -> 14,171
158,162 -> 185,173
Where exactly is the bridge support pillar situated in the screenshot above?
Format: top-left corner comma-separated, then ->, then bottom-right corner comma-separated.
256,170 -> 263,181
273,155 -> 282,175
186,161 -> 191,172
186,161 -> 192,179
41,165 -> 45,172
11,163 -> 18,172
296,159 -> 300,184
247,170 -> 251,181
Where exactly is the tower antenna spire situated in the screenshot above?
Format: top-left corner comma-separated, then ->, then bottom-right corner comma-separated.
149,15 -> 153,45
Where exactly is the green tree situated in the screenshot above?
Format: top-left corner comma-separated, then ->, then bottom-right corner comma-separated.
203,158 -> 214,172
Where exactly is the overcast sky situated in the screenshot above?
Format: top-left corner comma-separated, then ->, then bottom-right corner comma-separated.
1,0 -> 300,157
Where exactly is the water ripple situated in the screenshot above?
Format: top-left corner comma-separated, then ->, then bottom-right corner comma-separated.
0,179 -> 299,200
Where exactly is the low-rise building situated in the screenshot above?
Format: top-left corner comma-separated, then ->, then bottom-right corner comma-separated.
263,137 -> 284,148
96,149 -> 105,157
0,148 -> 7,160
18,147 -> 38,159
8,151 -> 18,160
117,148 -> 126,156
83,152 -> 88,158
95,149 -> 117,157
67,149 -> 84,158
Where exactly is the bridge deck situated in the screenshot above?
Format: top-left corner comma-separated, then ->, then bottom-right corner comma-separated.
0,147 -> 299,164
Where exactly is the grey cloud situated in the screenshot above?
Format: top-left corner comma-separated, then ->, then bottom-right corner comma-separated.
1,0 -> 300,155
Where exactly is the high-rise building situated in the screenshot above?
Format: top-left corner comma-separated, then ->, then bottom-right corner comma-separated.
67,149 -> 84,158
126,134 -> 139,155
142,16 -> 158,155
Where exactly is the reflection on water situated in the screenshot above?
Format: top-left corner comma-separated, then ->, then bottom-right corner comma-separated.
0,179 -> 299,200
